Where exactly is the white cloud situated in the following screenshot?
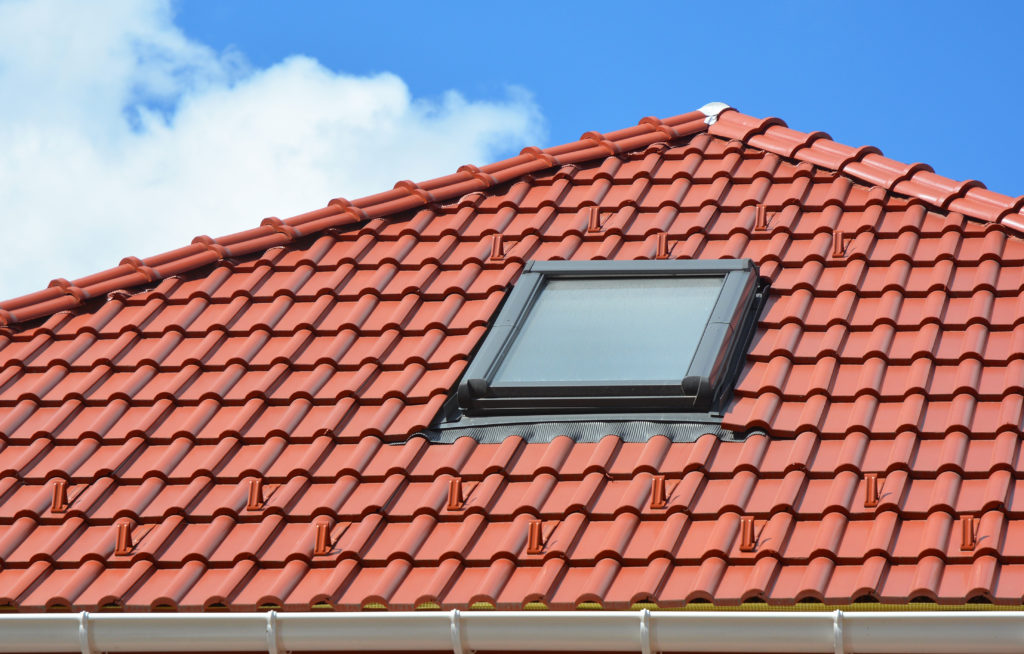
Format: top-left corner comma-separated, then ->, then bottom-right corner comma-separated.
0,0 -> 544,301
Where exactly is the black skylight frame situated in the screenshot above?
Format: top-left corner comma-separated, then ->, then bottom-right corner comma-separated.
453,258 -> 766,418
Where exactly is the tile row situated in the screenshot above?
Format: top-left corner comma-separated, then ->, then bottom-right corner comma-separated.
760,289 -> 1024,330
737,357 -> 1024,400
712,110 -> 1024,227
246,200 -> 1001,264
0,538 -> 1021,610
112,222 -> 1024,283
3,466 -> 1023,522
750,323 -> 1024,364
0,328 -> 485,373
0,359 -> 466,405
0,508 -> 1018,566
8,265 -> 1023,361
28,289 -> 506,340
727,393 -> 1024,438
14,246 -> 1024,339
0,432 -> 1019,481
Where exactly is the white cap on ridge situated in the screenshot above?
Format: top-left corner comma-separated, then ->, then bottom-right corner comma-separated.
698,102 -> 731,125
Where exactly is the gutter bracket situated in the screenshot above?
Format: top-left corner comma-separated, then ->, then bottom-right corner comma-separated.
267,610 -> 285,654
833,610 -> 844,654
639,608 -> 652,654
450,609 -> 472,654
78,611 -> 93,654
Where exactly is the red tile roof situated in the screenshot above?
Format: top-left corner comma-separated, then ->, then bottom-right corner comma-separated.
1,105 -> 1023,610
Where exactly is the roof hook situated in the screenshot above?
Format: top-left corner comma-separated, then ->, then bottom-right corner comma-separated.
51,479 -> 69,513
447,478 -> 465,511
864,473 -> 879,508
313,522 -> 332,556
961,515 -> 977,551
739,516 -> 757,552
831,230 -> 846,258
114,521 -> 133,556
247,478 -> 265,511
754,204 -> 769,231
650,475 -> 668,510
489,234 -> 505,262
527,520 -> 544,554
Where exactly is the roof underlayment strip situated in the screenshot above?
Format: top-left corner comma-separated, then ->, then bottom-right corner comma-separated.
2,610 -> 1024,654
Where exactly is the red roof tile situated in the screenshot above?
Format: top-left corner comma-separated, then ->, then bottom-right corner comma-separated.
1,104 -> 1024,610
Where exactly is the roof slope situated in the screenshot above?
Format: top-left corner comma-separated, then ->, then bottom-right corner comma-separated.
1,106 -> 1023,610
5,106 -> 1024,327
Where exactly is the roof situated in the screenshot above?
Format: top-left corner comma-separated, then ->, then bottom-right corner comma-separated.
1,104 -> 1023,611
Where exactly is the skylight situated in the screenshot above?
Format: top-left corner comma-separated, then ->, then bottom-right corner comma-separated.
493,276 -> 723,384
451,259 -> 766,419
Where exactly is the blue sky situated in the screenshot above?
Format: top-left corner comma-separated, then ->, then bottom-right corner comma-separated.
0,0 -> 1021,300
178,1 -> 1024,194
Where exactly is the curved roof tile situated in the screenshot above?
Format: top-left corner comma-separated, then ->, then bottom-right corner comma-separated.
0,105 -> 1023,610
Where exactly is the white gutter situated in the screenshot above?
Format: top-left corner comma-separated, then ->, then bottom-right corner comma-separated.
0,610 -> 1023,654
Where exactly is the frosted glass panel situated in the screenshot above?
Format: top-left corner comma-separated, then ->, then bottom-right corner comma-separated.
494,276 -> 722,383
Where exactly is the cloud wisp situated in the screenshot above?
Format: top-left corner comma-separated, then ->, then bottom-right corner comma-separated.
0,0 -> 544,301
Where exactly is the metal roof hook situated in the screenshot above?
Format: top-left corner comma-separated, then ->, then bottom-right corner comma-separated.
639,608 -> 652,654
78,611 -> 93,654
833,609 -> 845,654
266,609 -> 286,654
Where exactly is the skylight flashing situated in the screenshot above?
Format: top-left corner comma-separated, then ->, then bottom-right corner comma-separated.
435,258 -> 767,436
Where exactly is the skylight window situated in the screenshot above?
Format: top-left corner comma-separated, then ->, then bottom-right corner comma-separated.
493,276 -> 722,384
452,259 -> 766,419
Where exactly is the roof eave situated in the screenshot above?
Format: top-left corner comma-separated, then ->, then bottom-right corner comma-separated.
3,609 -> 1024,654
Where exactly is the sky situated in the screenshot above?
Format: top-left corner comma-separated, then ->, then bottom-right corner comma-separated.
1,0 -> 1022,301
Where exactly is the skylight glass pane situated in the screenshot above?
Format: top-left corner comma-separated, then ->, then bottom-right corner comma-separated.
493,276 -> 723,384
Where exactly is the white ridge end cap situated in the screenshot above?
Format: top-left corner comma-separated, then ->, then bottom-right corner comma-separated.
698,102 -> 731,125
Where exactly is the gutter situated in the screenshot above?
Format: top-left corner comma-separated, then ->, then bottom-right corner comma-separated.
1,610 -> 1023,654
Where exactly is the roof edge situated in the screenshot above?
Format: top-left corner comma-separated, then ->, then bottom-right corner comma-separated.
7,102 -> 1024,329
2,609 -> 1023,653
0,108 -> 712,329
709,110 -> 1024,233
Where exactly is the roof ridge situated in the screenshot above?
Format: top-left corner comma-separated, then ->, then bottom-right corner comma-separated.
5,104 -> 1024,329
0,110 -> 710,328
710,109 -> 1024,231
